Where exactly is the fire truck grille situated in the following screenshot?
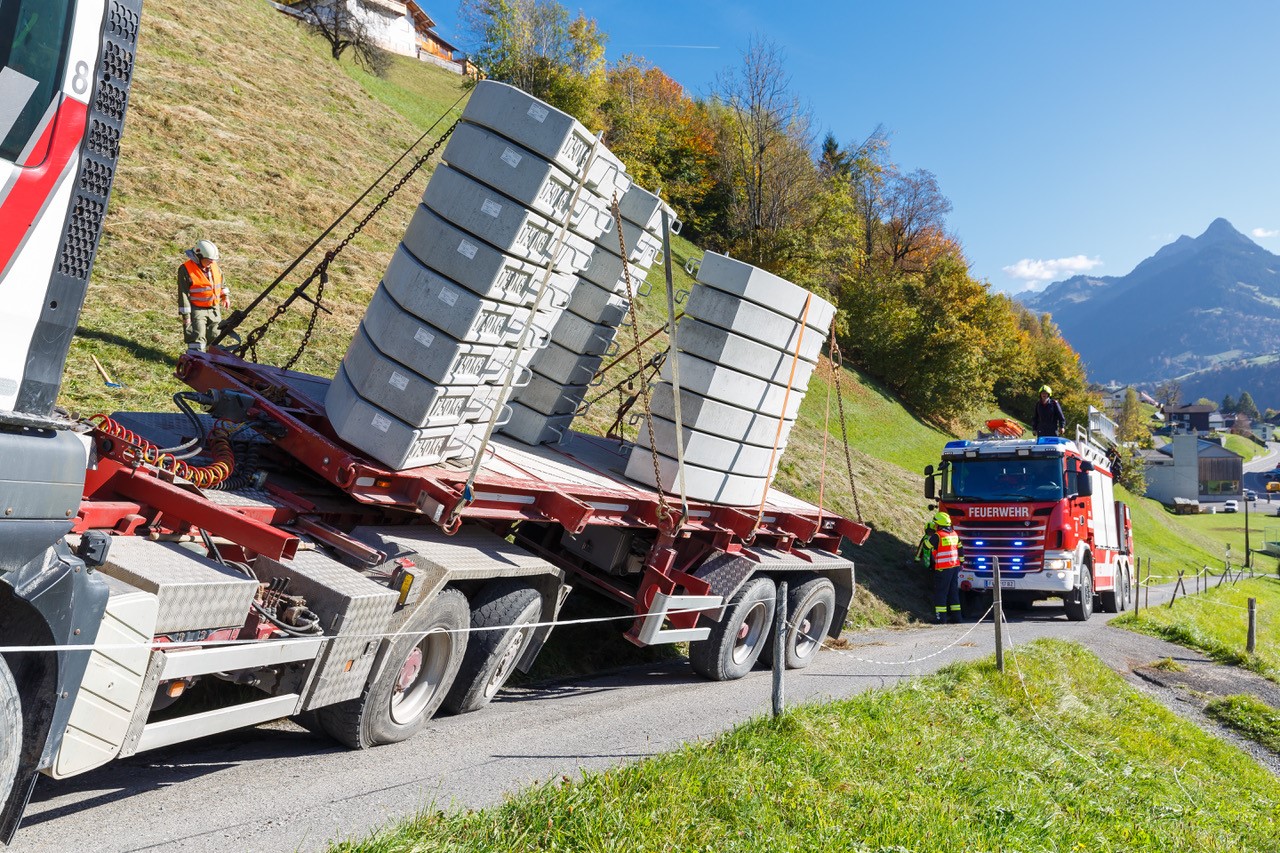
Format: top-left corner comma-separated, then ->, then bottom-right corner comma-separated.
953,518 -> 1047,574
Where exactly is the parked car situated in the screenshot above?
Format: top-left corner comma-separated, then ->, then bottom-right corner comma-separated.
1245,489 -> 1257,501
1223,500 -> 1239,513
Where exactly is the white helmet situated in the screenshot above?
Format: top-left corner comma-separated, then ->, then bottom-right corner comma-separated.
194,239 -> 220,261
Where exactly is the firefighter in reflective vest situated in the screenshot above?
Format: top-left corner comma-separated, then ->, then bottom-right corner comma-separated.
178,239 -> 230,351
927,511 -> 964,623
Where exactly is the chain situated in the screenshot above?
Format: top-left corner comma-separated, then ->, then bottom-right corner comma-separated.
236,120 -> 460,367
612,196 -> 676,531
829,331 -> 864,523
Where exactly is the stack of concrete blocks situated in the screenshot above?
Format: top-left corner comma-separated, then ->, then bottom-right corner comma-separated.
624,251 -> 835,505
325,80 -> 629,469
504,182 -> 676,445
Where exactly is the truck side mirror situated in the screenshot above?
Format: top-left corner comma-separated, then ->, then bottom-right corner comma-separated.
1077,462 -> 1094,498
924,465 -> 935,500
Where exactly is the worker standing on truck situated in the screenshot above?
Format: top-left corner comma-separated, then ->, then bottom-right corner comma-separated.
927,511 -> 963,623
1030,385 -> 1065,438
178,239 -> 230,351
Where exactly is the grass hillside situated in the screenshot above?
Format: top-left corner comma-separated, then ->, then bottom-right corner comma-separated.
68,0 -> 1259,631
68,0 -> 467,413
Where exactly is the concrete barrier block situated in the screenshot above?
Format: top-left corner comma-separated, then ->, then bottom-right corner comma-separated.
617,183 -> 677,236
443,121 -> 614,241
685,284 -> 828,358
674,316 -> 817,388
578,244 -> 650,292
636,413 -> 785,473
499,401 -> 574,446
547,310 -> 618,356
525,340 -> 603,387
591,214 -> 661,267
460,80 -> 630,195
647,382 -> 796,448
401,205 -> 577,307
360,286 -> 516,386
662,351 -> 804,420
340,326 -> 504,429
695,251 -> 836,331
382,246 -> 540,347
623,444 -> 771,506
509,371 -> 587,417
423,165 -> 593,271
325,365 -> 482,470
566,276 -> 630,327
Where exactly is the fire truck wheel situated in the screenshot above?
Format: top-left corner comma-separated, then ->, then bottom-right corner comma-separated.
442,581 -> 542,715
1100,562 -> 1130,614
1119,564 -> 1131,611
689,576 -> 776,681
0,657 -> 20,809
761,576 -> 837,670
317,588 -> 469,748
1065,563 -> 1094,622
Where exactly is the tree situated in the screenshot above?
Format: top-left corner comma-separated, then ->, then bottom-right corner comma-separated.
1154,380 -> 1181,409
1115,444 -> 1147,495
1117,387 -> 1147,443
882,168 -> 953,272
1237,391 -> 1260,420
1221,393 -> 1237,414
292,0 -> 391,75
1195,397 -> 1216,407
459,0 -> 608,123
710,37 -> 817,267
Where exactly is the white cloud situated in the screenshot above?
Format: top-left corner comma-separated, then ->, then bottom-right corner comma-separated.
1002,255 -> 1103,286
1251,227 -> 1279,238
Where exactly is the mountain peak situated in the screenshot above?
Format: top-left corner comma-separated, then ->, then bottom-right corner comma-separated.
1197,217 -> 1252,245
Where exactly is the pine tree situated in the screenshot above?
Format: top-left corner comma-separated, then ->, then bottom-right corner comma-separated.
1221,393 -> 1237,414
1237,391 -> 1260,420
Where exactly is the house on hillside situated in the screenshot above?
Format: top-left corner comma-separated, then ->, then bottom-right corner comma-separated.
271,0 -> 471,73
1164,403 -> 1214,435
1255,422 -> 1276,442
1140,434 -> 1243,504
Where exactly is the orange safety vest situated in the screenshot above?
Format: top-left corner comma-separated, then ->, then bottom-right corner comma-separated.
933,529 -> 962,570
183,259 -> 224,309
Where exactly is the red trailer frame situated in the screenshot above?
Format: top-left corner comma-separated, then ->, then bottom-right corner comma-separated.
78,349 -> 870,637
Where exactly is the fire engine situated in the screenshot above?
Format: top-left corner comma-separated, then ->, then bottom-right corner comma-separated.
924,422 -> 1134,620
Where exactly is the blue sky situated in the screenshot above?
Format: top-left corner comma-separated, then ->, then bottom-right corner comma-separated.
429,1 -> 1280,294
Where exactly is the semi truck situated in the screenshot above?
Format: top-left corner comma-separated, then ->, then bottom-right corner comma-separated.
923,424 -> 1134,620
0,1 -> 869,843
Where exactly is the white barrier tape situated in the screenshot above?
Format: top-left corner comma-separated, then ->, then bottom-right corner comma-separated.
788,606 -> 997,667
0,603 -> 714,655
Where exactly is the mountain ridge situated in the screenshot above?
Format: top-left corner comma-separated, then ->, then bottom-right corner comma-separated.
1017,219 -> 1280,387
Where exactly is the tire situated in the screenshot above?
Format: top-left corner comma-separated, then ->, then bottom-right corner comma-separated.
442,581 -> 542,715
0,657 -> 20,810
689,576 -> 776,681
1064,563 -> 1094,622
761,576 -> 837,670
1099,564 -> 1121,614
317,588 -> 468,748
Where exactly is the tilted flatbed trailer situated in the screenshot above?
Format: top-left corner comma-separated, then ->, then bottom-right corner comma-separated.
0,346 -> 868,839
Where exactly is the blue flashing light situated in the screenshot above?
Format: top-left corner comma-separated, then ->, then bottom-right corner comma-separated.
1036,437 -> 1069,446
1013,540 -> 1024,546
974,540 -> 985,546
944,440 -> 972,450
976,557 -> 988,562
1012,558 -> 1023,563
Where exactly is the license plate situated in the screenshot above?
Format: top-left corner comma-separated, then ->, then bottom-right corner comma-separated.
1000,579 -> 1017,588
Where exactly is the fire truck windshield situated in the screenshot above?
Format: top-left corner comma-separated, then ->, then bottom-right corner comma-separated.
945,457 -> 1064,502
0,0 -> 76,163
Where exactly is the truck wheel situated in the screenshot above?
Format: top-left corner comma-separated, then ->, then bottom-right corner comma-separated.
0,658 -> 20,810
761,576 -> 837,670
442,581 -> 541,715
689,576 -> 776,681
1099,565 -> 1121,614
1064,565 -> 1094,622
318,588 -> 468,748
1118,563 -> 1131,612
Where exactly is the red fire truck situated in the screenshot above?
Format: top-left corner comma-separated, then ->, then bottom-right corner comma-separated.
924,426 -> 1134,621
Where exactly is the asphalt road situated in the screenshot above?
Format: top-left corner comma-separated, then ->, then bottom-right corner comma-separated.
18,586 -> 1199,853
